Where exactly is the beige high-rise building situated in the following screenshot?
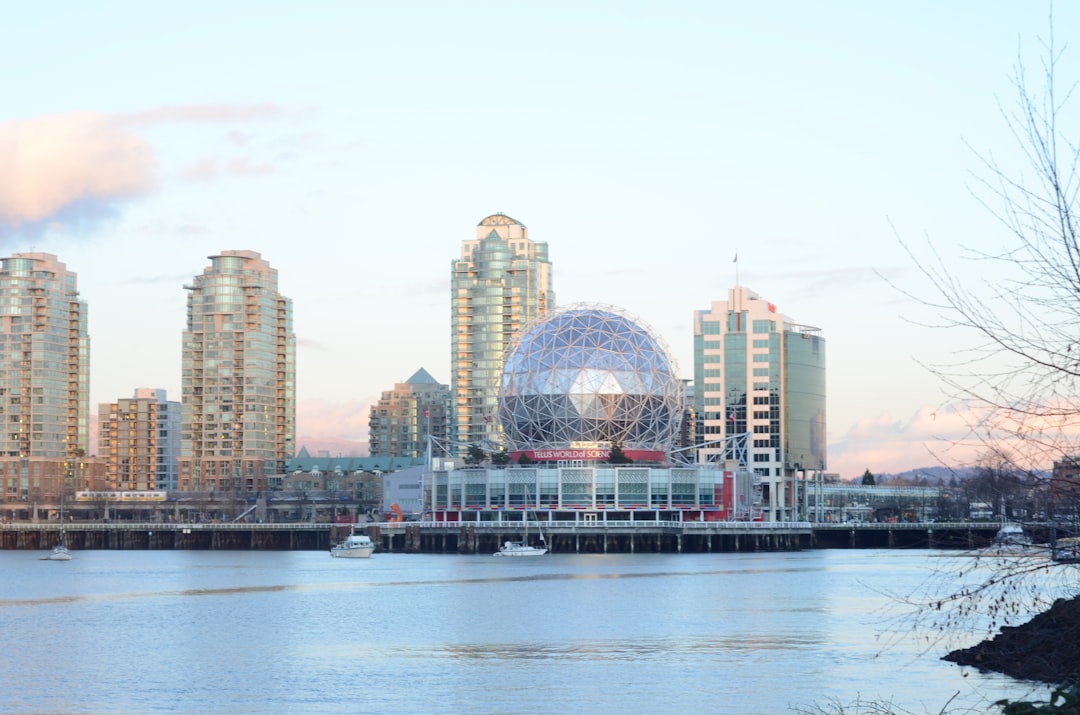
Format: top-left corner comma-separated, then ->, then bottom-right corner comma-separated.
368,368 -> 450,458
178,251 -> 295,492
98,388 -> 181,491
451,214 -> 554,452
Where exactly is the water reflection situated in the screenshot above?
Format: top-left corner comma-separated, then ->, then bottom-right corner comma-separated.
441,633 -> 820,661
0,549 -> 1055,715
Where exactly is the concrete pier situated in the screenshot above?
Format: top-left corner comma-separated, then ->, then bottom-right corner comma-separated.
0,521 -> 1007,554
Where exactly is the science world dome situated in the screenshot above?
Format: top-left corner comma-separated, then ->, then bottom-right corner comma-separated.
498,305 -> 684,458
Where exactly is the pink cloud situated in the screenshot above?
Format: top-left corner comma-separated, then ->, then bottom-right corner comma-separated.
295,398 -> 372,457
828,405 -> 985,478
0,104 -> 291,232
0,111 -> 157,229
827,400 -> 1080,479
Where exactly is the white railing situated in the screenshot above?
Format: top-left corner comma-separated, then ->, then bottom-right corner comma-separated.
377,519 -> 811,531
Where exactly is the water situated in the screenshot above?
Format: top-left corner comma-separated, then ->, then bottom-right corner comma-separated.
0,548 -> 1055,715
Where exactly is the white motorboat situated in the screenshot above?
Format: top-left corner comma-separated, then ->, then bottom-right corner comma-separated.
1052,536 -> 1080,563
330,530 -> 375,558
991,522 -> 1033,552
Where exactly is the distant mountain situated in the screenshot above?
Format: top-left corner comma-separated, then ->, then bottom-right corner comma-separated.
872,465 -> 1050,485
883,466 -> 976,483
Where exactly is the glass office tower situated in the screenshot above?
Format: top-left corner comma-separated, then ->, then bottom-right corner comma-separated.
693,286 -> 825,520
450,214 -> 553,453
179,251 -> 295,492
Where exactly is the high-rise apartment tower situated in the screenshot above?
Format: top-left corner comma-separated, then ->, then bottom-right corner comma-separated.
368,368 -> 451,458
693,286 -> 826,521
0,253 -> 89,500
451,214 -> 554,452
98,388 -> 181,491
179,251 -> 295,492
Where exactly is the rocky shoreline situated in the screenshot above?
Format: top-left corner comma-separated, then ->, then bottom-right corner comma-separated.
943,596 -> 1080,685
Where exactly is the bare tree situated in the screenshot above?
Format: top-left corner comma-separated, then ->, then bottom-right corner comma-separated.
883,24 -> 1080,698
898,22 -> 1080,477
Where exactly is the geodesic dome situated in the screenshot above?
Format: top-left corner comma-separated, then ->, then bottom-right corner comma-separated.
498,306 -> 683,453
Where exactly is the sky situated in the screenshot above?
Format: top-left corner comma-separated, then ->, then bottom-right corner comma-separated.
2,1 -> 1078,479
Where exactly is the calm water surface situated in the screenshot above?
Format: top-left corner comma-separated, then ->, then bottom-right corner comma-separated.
0,548 -> 1056,714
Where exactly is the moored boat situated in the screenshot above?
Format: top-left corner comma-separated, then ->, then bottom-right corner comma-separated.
495,539 -> 548,557
990,522 -> 1033,552
42,542 -> 72,561
330,530 -> 375,558
1052,536 -> 1080,563
494,508 -> 548,557
42,491 -> 73,561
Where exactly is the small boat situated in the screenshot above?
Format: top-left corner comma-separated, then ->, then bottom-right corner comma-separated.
1052,536 -> 1080,563
330,529 -> 375,558
495,511 -> 548,557
990,522 -> 1033,552
42,541 -> 72,561
42,492 -> 73,561
495,539 -> 548,557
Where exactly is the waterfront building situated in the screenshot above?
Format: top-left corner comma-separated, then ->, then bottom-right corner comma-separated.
280,448 -> 427,518
450,213 -> 554,454
693,286 -> 826,521
0,253 -> 91,502
1051,456 -> 1080,520
98,388 -> 181,491
368,368 -> 450,458
428,306 -> 737,525
179,251 -> 295,492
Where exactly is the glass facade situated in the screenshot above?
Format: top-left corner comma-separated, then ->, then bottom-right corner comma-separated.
450,214 -> 553,453
428,465 -> 726,513
693,286 -> 826,521
0,253 -> 88,461
179,251 -> 295,491
783,332 -> 826,471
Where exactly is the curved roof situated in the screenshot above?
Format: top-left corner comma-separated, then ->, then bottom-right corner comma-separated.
478,213 -> 525,228
498,305 -> 683,453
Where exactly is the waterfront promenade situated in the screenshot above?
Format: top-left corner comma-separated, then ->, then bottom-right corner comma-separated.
0,519 -> 1012,554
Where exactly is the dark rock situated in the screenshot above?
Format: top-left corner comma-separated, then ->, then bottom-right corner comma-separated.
943,596 -> 1080,684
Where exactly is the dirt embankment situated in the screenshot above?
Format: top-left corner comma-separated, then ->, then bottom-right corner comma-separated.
944,596 -> 1080,684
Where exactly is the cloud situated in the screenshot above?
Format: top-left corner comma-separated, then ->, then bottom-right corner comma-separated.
828,405 -> 982,478
296,398 -> 373,452
827,399 -> 1080,478
119,103 -> 285,127
177,157 -> 276,183
0,111 -> 157,232
0,103 -> 292,236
